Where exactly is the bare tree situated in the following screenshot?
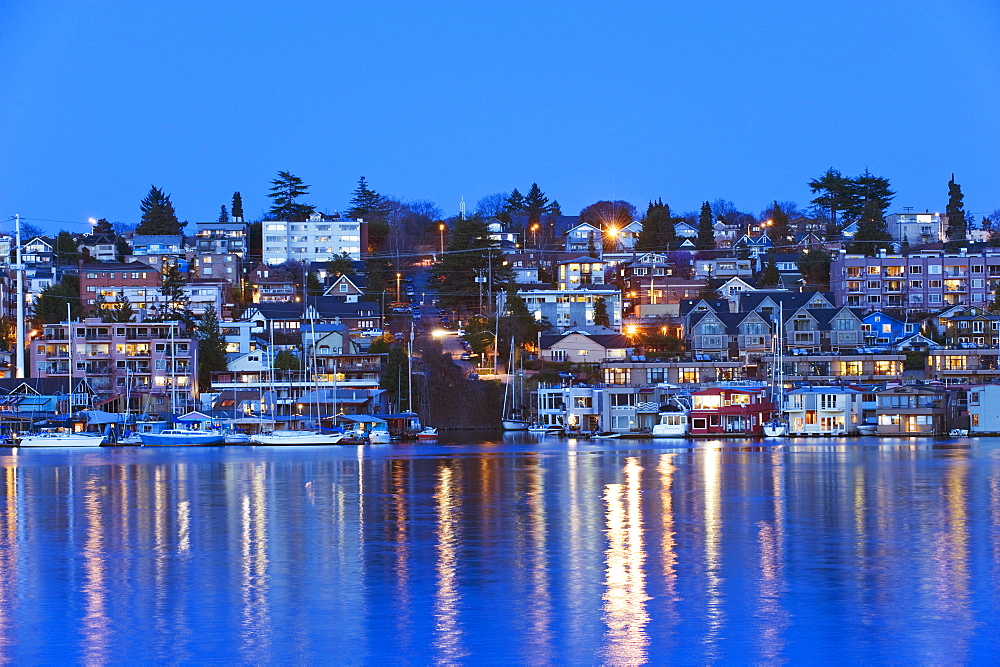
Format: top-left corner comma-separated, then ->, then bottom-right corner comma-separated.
475,192 -> 509,219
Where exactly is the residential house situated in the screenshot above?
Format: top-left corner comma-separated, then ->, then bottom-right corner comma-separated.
555,257 -> 605,290
518,286 -> 622,332
194,220 -> 249,257
688,387 -> 775,436
968,385 -> 1000,433
885,212 -> 943,244
78,261 -> 161,313
77,234 -> 117,262
875,385 -> 955,435
926,348 -> 1000,385
861,311 -> 918,346
249,263 -> 299,303
785,386 -> 864,435
693,257 -> 754,280
939,306 -> 1000,347
539,331 -> 633,363
322,273 -> 367,303
563,223 -> 602,254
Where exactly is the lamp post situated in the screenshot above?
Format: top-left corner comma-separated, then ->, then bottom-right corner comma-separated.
396,273 -> 402,303
438,223 -> 445,259
531,223 -> 540,247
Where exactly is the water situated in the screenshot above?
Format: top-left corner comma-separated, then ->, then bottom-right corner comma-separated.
1,435 -> 998,663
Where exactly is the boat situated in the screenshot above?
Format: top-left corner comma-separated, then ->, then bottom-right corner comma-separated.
251,430 -> 345,445
17,431 -> 106,447
763,418 -> 789,437
368,424 -> 392,444
591,431 -> 621,439
416,427 -> 438,440
652,398 -> 689,437
949,428 -> 969,437
139,428 -> 226,446
528,423 -> 562,434
224,431 -> 252,444
501,338 -> 530,431
857,424 -> 878,436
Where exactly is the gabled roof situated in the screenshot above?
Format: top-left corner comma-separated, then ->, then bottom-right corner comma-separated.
679,298 -> 730,316
739,290 -> 833,313
540,331 -> 632,349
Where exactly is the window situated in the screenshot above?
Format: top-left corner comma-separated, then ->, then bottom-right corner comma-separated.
646,368 -> 666,384
610,393 -> 636,407
820,394 -> 838,410
604,368 -> 631,386
910,280 -> 922,289
909,265 -> 922,274
847,267 -> 861,278
573,396 -> 593,408
867,266 -> 880,275
929,265 -> 941,274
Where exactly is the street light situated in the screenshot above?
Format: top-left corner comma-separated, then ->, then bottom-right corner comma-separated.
606,227 -> 620,254
438,223 -> 446,258
396,273 -> 402,303
531,223 -> 540,247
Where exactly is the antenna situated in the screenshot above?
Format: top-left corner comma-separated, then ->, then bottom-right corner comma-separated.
460,196 -> 466,221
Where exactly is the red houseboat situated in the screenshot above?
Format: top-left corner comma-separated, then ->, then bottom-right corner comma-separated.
688,387 -> 775,437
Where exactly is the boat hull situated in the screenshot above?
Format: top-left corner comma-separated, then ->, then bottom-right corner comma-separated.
251,430 -> 345,446
502,419 -> 530,431
17,434 -> 106,448
139,431 -> 226,446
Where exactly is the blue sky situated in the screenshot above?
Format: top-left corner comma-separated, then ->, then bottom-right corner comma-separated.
2,1 -> 998,231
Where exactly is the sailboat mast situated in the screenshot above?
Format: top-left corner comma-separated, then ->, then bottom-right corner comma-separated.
14,214 -> 24,378
66,303 -> 71,415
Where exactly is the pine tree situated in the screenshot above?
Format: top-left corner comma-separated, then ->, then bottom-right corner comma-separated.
93,218 -> 114,235
267,171 -> 315,221
231,192 -> 244,221
593,297 -> 610,327
195,305 -> 227,390
523,183 -> 550,226
505,189 -> 525,213
696,201 -> 715,250
54,231 -> 79,265
758,257 -> 780,287
848,199 -> 893,256
808,168 -> 852,229
136,186 -> 183,235
945,173 -> 967,248
218,205 -> 229,223
109,290 -> 135,323
92,292 -> 109,320
636,199 -> 675,251
768,201 -> 792,249
345,176 -> 388,220
844,170 -> 894,225
32,275 -> 82,328
434,216 -> 511,310
158,263 -> 190,321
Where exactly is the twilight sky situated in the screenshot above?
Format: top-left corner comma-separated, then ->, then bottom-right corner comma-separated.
2,1 -> 998,232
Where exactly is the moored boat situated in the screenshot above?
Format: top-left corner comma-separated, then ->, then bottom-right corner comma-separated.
17,432 -> 106,447
251,430 -> 345,445
501,418 -> 530,431
652,411 -> 688,437
416,427 -> 438,440
139,429 -> 226,446
763,418 -> 789,437
528,423 -> 562,434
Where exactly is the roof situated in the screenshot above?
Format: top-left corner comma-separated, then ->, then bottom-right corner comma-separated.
540,331 -> 632,349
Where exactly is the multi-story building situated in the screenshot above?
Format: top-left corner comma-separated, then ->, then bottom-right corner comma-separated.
192,253 -> 240,284
875,385 -> 956,435
31,318 -> 198,413
194,221 -> 249,257
518,286 -> 622,332
77,234 -> 117,262
885,212 -> 943,244
832,249 -> 1000,312
263,213 -> 367,265
785,386 -> 864,435
79,261 -> 161,311
555,257 -> 605,290
693,257 -> 755,280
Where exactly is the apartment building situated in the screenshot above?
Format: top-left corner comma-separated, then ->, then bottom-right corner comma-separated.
518,286 -> 622,332
31,318 -> 198,413
832,249 -> 1000,312
263,213 -> 367,265
885,212 -> 942,244
194,221 -> 249,257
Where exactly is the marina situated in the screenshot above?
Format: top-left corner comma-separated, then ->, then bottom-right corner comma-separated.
0,433 -> 997,663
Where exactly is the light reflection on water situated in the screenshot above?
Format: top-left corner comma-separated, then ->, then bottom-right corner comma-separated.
0,438 -> 997,662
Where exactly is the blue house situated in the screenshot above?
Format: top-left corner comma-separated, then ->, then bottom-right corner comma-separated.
861,311 -> 918,345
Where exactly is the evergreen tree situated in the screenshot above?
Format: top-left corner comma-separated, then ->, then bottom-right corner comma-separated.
267,171 -> 315,221
115,238 -> 133,262
593,297 -> 610,327
758,257 -> 780,287
523,183 -> 550,226
434,215 -> 511,310
92,291 -> 109,320
326,252 -> 356,277
54,231 -> 79,265
945,173 -> 967,248
380,344 -> 410,411
306,272 -> 323,297
136,185 -> 183,235
808,168 -> 852,229
848,199 -> 893,256
195,306 -> 227,390
218,205 -> 229,223
109,290 -> 135,323
768,201 -> 792,249
797,249 -> 832,288
346,176 -> 389,252
696,201 -> 716,250
32,275 -> 82,328
636,199 -> 675,251
273,349 -> 301,371
231,192 -> 244,221
505,189 -> 525,214
498,287 -> 550,357
158,263 -> 190,321
93,218 -> 114,235
844,170 -> 894,225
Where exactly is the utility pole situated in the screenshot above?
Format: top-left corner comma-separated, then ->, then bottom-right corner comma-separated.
15,214 -> 24,378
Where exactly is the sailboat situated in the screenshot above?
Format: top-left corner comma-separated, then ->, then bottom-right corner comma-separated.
501,338 -> 529,431
763,303 -> 789,437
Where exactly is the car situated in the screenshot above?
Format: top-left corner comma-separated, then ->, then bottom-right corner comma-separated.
360,329 -> 384,338
460,352 -> 471,360
392,307 -> 409,313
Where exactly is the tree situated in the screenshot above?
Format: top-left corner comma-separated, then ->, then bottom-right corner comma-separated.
498,288 -> 551,359
231,192 -> 244,221
32,274 -> 82,327
326,252 -> 356,277
636,199 -> 675,251
433,215 -> 511,310
505,189 -> 526,214
758,257 -> 780,287
54,231 -> 79,265
766,201 -> 792,249
136,185 -> 183,235
91,291 -> 109,320
984,210 -> 1000,247
195,306 -> 227,390
808,168 -> 853,229
579,200 -> 636,231
273,349 -> 301,371
158,263 -> 190,321
848,199 -> 893,256
346,177 -> 389,252
218,205 -> 229,223
797,249 -> 832,288
523,183 -> 551,227
845,170 -> 894,225
306,272 -> 323,297
696,201 -> 716,250
593,297 -> 610,327
109,290 -> 135,323
93,218 -> 114,235
115,238 -> 132,262
475,192 -> 509,220
267,171 -> 314,221
945,174 -> 967,248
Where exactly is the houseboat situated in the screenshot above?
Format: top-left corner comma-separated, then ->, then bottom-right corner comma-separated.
687,387 -> 775,437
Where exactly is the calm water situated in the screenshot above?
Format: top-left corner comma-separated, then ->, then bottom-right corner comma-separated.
0,435 -> 998,664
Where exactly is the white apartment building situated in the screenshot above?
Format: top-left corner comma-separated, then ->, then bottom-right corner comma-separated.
263,213 -> 366,265
885,212 -> 943,244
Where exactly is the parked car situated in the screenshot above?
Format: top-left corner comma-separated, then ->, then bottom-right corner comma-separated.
360,329 -> 384,337
460,352 -> 471,360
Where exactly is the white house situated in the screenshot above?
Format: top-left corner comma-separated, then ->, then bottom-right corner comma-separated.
968,385 -> 1000,434
785,386 -> 864,435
